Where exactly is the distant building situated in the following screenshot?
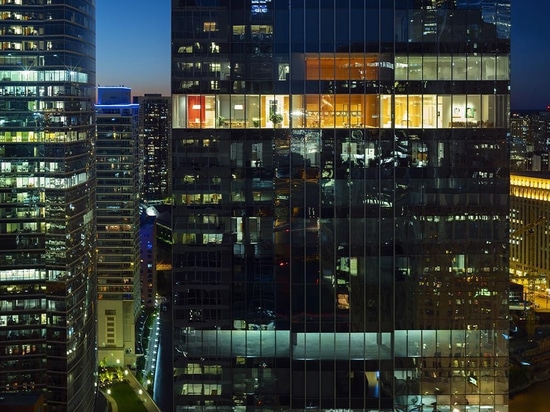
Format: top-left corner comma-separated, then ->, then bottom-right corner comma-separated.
134,94 -> 172,204
510,172 -> 550,299
531,111 -> 550,149
140,204 -> 158,308
510,113 -> 529,143
95,87 -> 141,368
531,151 -> 549,172
510,111 -> 550,171
0,0 -> 97,410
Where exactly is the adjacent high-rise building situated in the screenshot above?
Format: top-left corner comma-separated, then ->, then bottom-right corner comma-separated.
0,1 -> 97,411
171,1 -> 511,410
510,172 -> 550,305
134,94 -> 172,204
95,87 -> 140,369
140,204 -> 159,308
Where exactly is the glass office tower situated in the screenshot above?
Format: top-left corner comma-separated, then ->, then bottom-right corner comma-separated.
0,0 -> 97,411
95,87 -> 141,369
171,1 -> 510,411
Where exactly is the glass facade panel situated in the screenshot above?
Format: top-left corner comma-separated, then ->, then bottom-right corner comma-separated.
423,55 -> 438,80
482,56 -> 497,80
497,55 -> 510,80
438,56 -> 453,80
408,56 -> 422,81
467,54 -> 482,80
453,55 -> 467,80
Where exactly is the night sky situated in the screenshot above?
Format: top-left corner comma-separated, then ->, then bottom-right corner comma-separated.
509,0 -> 550,110
96,0 -> 548,110
96,0 -> 170,96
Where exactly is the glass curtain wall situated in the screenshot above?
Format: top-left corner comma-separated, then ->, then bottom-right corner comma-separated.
0,0 -> 97,411
171,1 -> 510,411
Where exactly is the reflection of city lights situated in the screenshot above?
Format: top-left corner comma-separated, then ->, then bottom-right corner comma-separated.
107,389 -> 111,395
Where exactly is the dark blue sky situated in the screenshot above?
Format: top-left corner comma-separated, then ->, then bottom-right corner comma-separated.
96,1 -> 547,110
96,0 -> 170,96
510,0 -> 550,110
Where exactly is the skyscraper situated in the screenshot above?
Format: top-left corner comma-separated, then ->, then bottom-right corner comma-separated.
95,87 -> 140,370
140,204 -> 159,308
171,1 -> 510,410
510,172 -> 550,307
0,1 -> 97,410
134,94 -> 172,204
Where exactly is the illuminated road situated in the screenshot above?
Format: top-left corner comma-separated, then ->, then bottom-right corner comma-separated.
153,304 -> 173,412
143,311 -> 160,384
126,371 -> 161,412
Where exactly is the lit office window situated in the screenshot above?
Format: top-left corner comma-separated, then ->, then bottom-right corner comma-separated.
203,22 -> 217,32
